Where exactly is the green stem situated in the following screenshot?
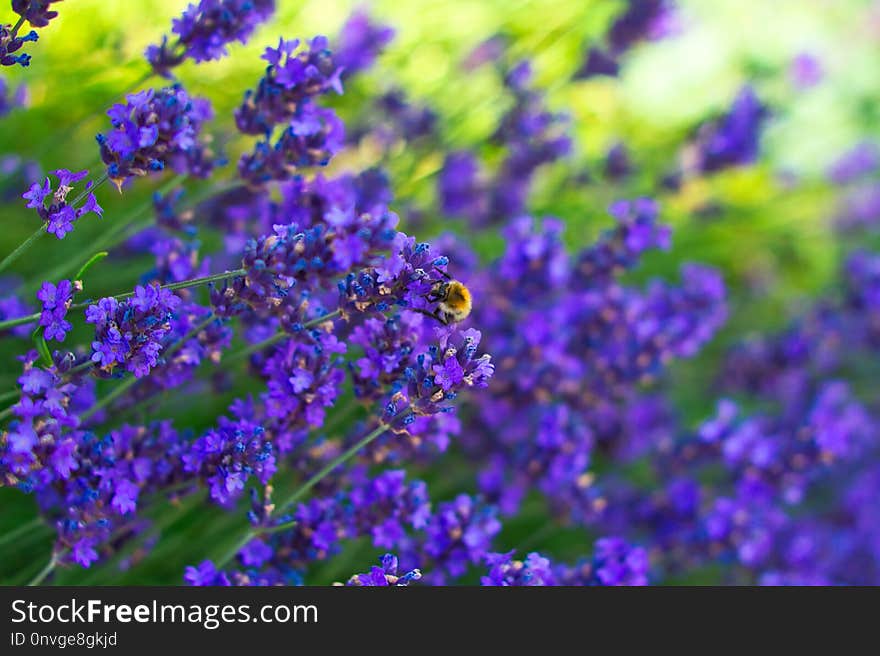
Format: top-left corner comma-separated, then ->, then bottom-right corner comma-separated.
80,377 -> 137,422
9,15 -> 26,40
106,269 -> 245,301
270,422 -> 392,524
0,388 -> 20,404
28,551 -> 62,586
516,523 -> 561,553
66,360 -> 96,376
215,421 -> 391,569
71,173 -> 108,206
0,225 -> 46,275
0,517 -> 48,549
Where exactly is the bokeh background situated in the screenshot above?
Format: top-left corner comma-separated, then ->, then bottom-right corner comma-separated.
1,0 -> 879,584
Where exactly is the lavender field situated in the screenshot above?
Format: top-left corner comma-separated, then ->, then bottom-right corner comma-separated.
1,0 -> 880,586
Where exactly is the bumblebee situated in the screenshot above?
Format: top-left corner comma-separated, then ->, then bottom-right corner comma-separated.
422,271 -> 472,325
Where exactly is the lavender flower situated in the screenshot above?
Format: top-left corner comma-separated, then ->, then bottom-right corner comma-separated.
7,6 -> 880,591
482,551 -> 555,586
234,36 -> 342,137
605,142 -> 633,180
573,47 -> 619,79
348,89 -> 437,150
437,57 -> 571,225
86,285 -> 181,377
557,538 -> 649,585
193,470 -> 432,584
147,0 -> 276,77
183,416 -> 275,505
37,420 -> 195,568
690,86 -> 768,173
96,85 -> 215,189
607,0 -> 677,55
483,539 -> 649,586
184,560 -> 230,585
417,494 -> 501,584
439,151 -> 484,218
0,351 -> 95,490
0,22 -> 37,67
238,106 -> 345,185
335,7 -> 395,78
0,279 -> 34,337
2,1 -> 62,67
345,553 -> 421,586
22,169 -> 102,239
12,1 -> 62,28
36,279 -> 78,342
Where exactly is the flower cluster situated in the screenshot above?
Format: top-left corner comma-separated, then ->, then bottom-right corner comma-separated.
335,8 -> 395,78
22,169 -> 102,238
96,85 -> 214,189
688,86 -> 768,174
86,285 -> 181,378
482,538 -> 650,586
234,36 -> 344,186
235,36 -> 342,136
575,0 -> 676,79
147,0 -> 276,77
344,554 -> 421,586
12,1 -> 62,28
6,0 -> 880,592
0,351 -> 95,490
183,415 -> 275,505
446,201 -> 725,525
0,22 -> 37,67
36,278 -> 78,342
39,420 -> 194,568
0,0 -> 60,69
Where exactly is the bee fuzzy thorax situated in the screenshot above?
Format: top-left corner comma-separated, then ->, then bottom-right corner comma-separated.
437,280 -> 473,323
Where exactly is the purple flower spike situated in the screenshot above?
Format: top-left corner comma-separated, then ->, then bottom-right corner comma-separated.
235,36 -> 342,136
12,1 -> 62,28
36,279 -> 77,342
86,284 -> 181,377
345,553 -> 421,586
147,0 -> 277,77
97,84 -> 215,188
23,169 -> 102,240
335,7 -> 396,78
691,86 -> 768,173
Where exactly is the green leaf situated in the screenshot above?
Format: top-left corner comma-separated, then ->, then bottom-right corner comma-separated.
74,251 -> 109,282
32,327 -> 53,368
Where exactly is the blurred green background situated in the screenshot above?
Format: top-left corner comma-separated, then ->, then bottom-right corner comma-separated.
1,0 -> 879,584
